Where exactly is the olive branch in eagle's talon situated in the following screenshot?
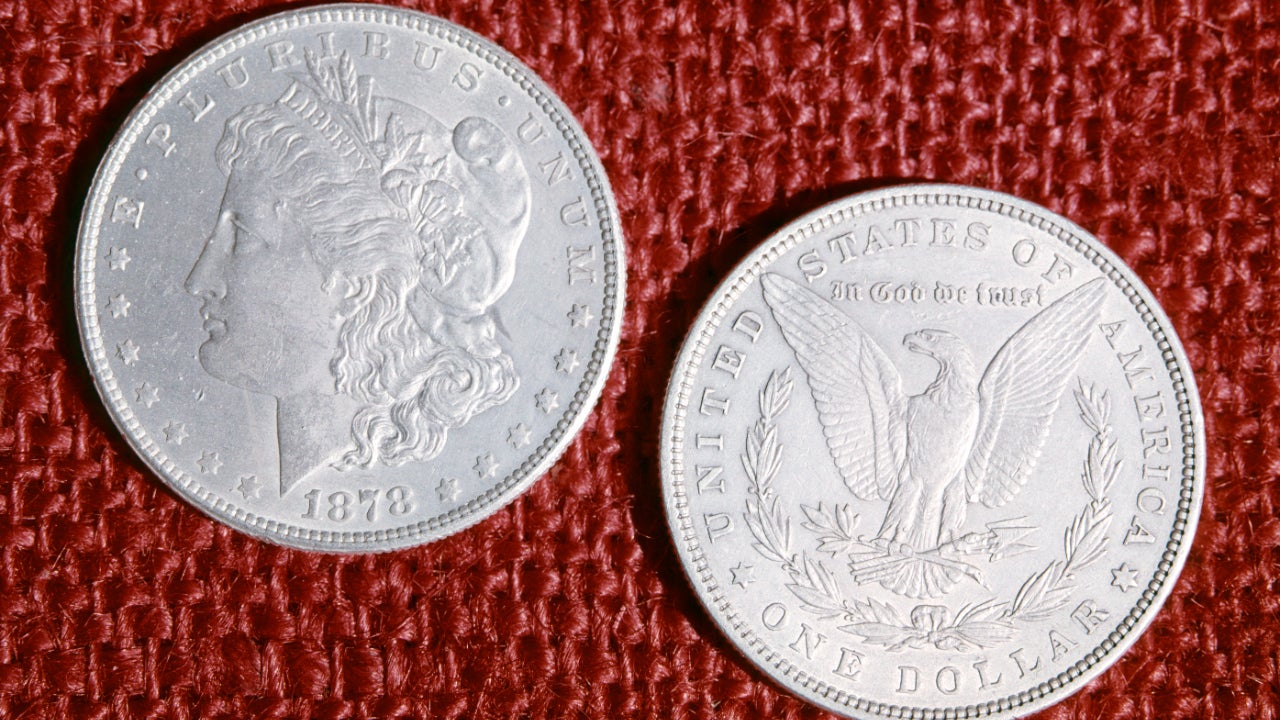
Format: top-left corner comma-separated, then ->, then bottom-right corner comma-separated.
799,502 -> 863,558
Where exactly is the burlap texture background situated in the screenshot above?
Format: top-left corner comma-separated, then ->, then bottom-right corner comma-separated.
2,0 -> 1277,718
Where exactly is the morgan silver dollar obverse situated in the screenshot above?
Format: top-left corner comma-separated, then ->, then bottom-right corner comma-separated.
661,185 -> 1203,718
76,6 -> 624,552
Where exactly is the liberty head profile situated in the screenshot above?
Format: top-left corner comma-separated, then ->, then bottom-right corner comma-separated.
185,51 -> 532,495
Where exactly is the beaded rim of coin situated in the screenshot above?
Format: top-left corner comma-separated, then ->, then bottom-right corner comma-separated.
661,184 -> 1203,718
75,5 -> 624,552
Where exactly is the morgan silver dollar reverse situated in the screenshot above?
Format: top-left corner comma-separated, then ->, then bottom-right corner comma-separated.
661,185 -> 1203,718
75,5 -> 624,552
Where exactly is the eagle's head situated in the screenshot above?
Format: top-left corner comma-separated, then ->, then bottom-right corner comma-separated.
903,329 -> 966,361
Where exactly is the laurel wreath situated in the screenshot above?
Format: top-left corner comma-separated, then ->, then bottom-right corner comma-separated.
741,368 -> 875,629
741,367 -> 1119,652
1001,380 -> 1119,621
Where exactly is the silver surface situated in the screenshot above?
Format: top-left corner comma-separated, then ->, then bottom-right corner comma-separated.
661,185 -> 1203,718
76,5 -> 624,552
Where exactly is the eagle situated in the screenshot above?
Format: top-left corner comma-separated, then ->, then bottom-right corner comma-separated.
761,273 -> 1105,599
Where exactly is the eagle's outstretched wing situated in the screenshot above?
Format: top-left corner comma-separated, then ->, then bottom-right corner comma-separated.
761,273 -> 908,500
965,278 -> 1107,508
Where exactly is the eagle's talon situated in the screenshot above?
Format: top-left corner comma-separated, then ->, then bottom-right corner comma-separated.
888,541 -> 915,558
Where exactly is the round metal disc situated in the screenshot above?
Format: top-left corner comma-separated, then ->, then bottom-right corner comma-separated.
661,184 -> 1203,718
76,5 -> 624,552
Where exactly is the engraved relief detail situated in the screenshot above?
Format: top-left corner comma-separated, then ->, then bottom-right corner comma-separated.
1110,563 -> 1140,593
760,273 -> 1105,599
739,366 -> 1118,652
736,273 -> 1123,652
436,477 -> 461,502
567,303 -> 593,328
554,348 -> 580,374
105,247 -> 131,271
116,339 -> 140,366
473,453 -> 498,479
198,450 -> 223,475
163,421 -> 189,445
134,382 -> 159,408
507,423 -> 531,449
107,293 -> 131,319
535,388 -> 560,414
236,474 -> 262,500
183,51 -> 533,495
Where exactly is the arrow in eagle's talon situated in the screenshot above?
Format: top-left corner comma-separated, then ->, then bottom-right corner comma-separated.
849,546 -> 988,588
851,560 -> 916,585
915,552 -> 986,584
850,539 -> 976,577
849,554 -> 910,578
983,517 -> 1038,562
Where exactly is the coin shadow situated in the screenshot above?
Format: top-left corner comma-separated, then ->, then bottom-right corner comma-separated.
49,2 -> 324,508
614,177 -> 933,643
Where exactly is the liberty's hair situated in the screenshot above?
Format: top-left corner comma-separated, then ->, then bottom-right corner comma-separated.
214,102 -> 518,467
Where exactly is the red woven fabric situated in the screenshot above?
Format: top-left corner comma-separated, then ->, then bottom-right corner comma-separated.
1,0 -> 1276,718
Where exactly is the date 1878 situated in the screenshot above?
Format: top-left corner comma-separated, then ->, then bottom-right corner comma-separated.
301,487 -> 414,523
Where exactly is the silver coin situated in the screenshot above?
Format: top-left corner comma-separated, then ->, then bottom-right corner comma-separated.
661,184 -> 1203,718
75,5 -> 624,552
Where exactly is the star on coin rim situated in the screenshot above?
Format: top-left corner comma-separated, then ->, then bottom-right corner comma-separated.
659,184 -> 1204,719
74,4 -> 625,552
